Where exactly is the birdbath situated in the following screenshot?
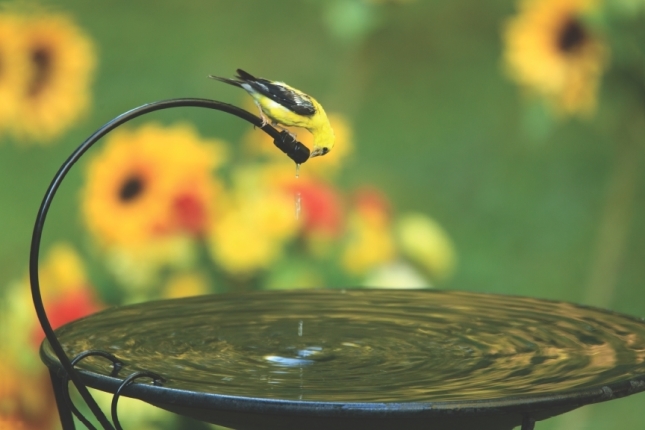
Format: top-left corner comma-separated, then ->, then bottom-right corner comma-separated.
31,100 -> 645,430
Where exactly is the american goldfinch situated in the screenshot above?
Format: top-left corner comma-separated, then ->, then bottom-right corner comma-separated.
209,69 -> 335,158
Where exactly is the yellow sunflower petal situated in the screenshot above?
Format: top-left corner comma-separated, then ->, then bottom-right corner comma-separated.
209,213 -> 282,276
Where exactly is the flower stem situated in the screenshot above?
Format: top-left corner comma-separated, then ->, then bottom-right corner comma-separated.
583,111 -> 644,308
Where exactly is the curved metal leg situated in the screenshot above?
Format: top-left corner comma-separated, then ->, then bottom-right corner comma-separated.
49,369 -> 76,430
521,415 -> 536,430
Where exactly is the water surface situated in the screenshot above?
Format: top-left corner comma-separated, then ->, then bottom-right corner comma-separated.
50,290 -> 645,402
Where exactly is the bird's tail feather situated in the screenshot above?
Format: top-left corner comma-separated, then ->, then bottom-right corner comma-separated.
236,69 -> 257,82
208,74 -> 242,87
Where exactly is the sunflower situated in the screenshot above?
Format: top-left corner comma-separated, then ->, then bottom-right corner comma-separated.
503,0 -> 607,116
11,14 -> 96,141
81,123 -> 227,249
0,14 -> 25,134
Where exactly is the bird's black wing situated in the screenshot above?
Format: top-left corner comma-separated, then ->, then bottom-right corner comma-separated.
236,69 -> 316,116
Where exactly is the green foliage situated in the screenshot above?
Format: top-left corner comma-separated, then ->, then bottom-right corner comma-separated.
1,1 -> 644,429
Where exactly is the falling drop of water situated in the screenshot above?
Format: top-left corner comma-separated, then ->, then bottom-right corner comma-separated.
295,191 -> 302,221
298,320 -> 303,337
299,366 -> 304,400
294,163 -> 302,221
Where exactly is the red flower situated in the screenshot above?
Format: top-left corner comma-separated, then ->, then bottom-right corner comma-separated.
31,288 -> 101,348
353,187 -> 391,221
172,192 -> 208,236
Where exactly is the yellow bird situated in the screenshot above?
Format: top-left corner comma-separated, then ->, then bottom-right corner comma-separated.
209,69 -> 335,158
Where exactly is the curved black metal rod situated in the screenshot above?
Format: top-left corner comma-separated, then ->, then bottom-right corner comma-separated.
70,350 -> 124,376
111,371 -> 165,430
61,351 -> 125,429
62,388 -> 97,430
29,98 -> 310,430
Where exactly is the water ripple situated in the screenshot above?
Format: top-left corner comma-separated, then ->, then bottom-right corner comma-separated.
51,290 -> 645,402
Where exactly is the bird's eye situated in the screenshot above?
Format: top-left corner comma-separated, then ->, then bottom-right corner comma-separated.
321,148 -> 330,155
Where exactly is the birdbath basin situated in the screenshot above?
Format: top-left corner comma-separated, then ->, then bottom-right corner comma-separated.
41,289 -> 645,430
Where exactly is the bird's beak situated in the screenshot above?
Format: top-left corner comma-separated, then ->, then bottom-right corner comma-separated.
309,147 -> 329,158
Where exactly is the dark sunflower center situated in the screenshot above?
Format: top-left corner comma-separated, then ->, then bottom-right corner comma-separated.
558,18 -> 587,53
28,46 -> 53,97
119,175 -> 145,202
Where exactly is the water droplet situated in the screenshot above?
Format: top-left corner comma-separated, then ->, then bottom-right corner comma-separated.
299,320 -> 303,337
295,192 -> 302,221
295,163 -> 300,178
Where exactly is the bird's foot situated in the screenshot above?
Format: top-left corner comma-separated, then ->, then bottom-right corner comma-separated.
272,122 -> 297,140
253,101 -> 268,128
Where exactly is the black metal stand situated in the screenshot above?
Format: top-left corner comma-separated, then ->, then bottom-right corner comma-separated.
522,416 -> 536,430
49,369 -> 76,430
30,99 -> 310,430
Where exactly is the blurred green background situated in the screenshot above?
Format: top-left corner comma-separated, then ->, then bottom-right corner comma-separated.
0,0 -> 643,429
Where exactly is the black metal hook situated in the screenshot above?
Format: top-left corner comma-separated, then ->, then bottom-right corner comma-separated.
70,350 -> 124,377
60,350 -> 126,429
111,371 -> 165,430
29,99 -> 309,430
